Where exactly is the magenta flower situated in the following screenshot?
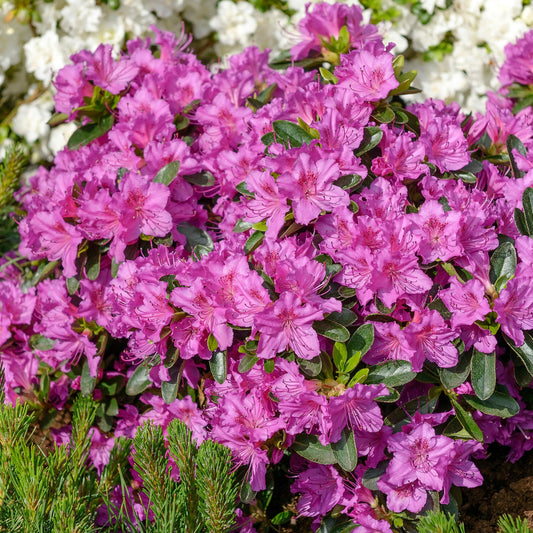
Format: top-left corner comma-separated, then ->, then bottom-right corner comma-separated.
335,49 -> 399,102
494,274 -> 533,346
255,291 -> 323,360
327,383 -> 388,443
440,277 -> 491,328
73,44 -> 139,94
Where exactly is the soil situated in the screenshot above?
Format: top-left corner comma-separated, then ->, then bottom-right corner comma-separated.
460,444 -> 533,532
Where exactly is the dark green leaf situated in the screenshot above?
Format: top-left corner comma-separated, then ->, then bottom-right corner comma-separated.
297,355 -> 322,377
183,170 -> 215,187
507,134 -> 527,178
125,364 -> 152,396
521,187 -> 533,235
264,358 -> 275,374
504,331 -> 533,376
327,308 -> 357,326
313,319 -> 350,342
236,181 -> 253,196
177,223 -> 214,257
459,160 -> 484,174
355,127 -> 383,156
366,360 -> 416,387
240,482 -> 256,504
67,114 -> 114,150
463,387 -> 520,418
470,349 -> 496,401
489,241 -> 516,290
154,161 -> 180,185
450,398 -> 484,442
30,334 -> 56,351
293,433 -> 336,465
331,430 -> 358,472
244,230 -> 264,255
515,208 -> 530,236
333,174 -> 362,190
261,131 -> 275,147
346,323 -> 374,372
271,510 -> 292,526
455,171 -> 477,184
439,351 -> 472,389
371,106 -> 395,124
85,243 -> 101,281
48,112 -> 69,127
80,359 -> 96,396
238,354 -> 258,373
375,387 -> 400,402
513,94 -> 533,113
272,120 -> 315,148
209,350 -> 227,384
361,462 -> 387,491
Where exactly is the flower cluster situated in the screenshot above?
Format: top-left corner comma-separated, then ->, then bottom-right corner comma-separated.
3,3 -> 533,530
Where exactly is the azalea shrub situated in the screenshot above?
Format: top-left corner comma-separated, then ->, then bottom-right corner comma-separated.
3,2 -> 533,530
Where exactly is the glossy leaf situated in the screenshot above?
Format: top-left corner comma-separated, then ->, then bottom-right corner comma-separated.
154,161 -> 180,185
244,230 -> 264,255
504,332 -> 533,376
470,349 -> 496,400
355,127 -> 383,156
85,243 -> 101,281
183,170 -> 215,187
331,430 -> 358,472
272,120 -> 315,148
345,324 -> 374,372
463,387 -> 520,418
209,350 -> 227,384
176,223 -> 214,257
297,355 -> 322,377
365,360 -> 416,387
29,334 -> 56,351
489,241 -> 516,291
67,114 -> 114,150
125,364 -> 152,396
439,351 -> 472,389
507,134 -> 527,178
293,434 -> 336,465
522,187 -> 533,235
333,342 -> 347,370
313,319 -> 350,342
450,398 -> 484,442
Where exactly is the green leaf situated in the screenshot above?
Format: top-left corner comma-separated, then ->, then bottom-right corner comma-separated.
514,207 -> 530,236
153,161 -> 180,185
313,319 -> 350,342
371,106 -> 395,124
80,359 -> 97,396
333,342 -> 347,370
85,243 -> 101,281
345,324 -> 374,372
207,333 -> 218,352
238,354 -> 258,373
66,276 -> 80,295
297,355 -> 322,377
271,510 -> 292,526
355,126 -> 383,156
463,387 -> 520,418
176,223 -> 214,258
261,131 -> 275,147
361,462 -> 387,491
521,187 -> 533,235
326,308 -> 357,327
161,378 -> 179,404
450,398 -> 484,442
504,331 -> 533,376
470,348 -> 496,401
375,387 -> 400,403
507,134 -> 527,178
233,218 -> 254,233
392,55 -> 405,78
67,114 -> 114,150
347,367 -> 369,387
236,181 -> 253,196
331,430 -> 358,472
183,170 -> 215,187
319,67 -> 338,84
293,434 -> 336,465
272,120 -> 315,148
439,351 -> 472,389
30,334 -> 56,351
48,112 -> 69,127
513,94 -> 533,113
244,230 -> 264,255
333,174 -> 362,190
489,241 -> 516,291
264,359 -> 275,374
209,350 -> 227,384
125,364 -> 152,396
365,360 -> 416,387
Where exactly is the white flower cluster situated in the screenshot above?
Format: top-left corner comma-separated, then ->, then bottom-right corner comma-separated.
0,0 -> 532,156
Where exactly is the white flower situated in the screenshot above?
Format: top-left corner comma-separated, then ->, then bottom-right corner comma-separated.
252,9 -> 291,55
210,1 -> 257,47
24,31 -> 66,86
60,0 -> 103,35
11,101 -> 52,145
48,122 -> 78,156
